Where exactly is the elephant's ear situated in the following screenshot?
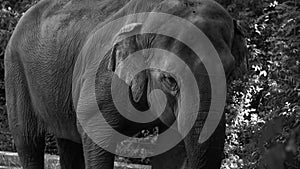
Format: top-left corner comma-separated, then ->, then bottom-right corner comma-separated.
108,46 -> 117,71
231,20 -> 248,73
107,23 -> 143,72
107,23 -> 148,105
199,20 -> 248,144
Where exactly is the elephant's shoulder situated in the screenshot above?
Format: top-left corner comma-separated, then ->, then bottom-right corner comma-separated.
153,0 -> 234,47
7,0 -> 71,48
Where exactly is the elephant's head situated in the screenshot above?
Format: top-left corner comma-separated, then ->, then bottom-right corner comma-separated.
106,10 -> 248,168
107,23 -> 180,127
108,18 -> 247,126
108,11 -> 246,162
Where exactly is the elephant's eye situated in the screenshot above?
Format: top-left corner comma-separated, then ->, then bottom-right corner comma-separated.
162,74 -> 178,91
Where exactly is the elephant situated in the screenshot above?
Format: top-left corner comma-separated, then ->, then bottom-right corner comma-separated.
4,0 -> 247,169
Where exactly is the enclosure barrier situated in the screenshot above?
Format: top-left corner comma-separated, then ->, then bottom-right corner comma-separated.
0,151 -> 151,169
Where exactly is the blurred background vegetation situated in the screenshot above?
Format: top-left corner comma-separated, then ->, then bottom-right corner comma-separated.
0,0 -> 299,168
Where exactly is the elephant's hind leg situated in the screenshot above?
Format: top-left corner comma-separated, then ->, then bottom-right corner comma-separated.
13,132 -> 46,169
5,58 -> 46,169
56,138 -> 85,169
81,131 -> 115,169
6,82 -> 45,168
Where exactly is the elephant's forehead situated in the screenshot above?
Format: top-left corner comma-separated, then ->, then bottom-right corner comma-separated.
149,49 -> 187,76
115,50 -> 148,84
115,48 -> 189,84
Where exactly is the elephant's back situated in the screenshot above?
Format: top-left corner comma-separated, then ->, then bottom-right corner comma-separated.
4,0 -> 129,142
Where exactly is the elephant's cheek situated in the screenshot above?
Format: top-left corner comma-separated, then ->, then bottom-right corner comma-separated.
161,94 -> 179,127
148,89 -> 167,119
159,103 -> 177,128
148,88 -> 178,128
176,84 -> 199,138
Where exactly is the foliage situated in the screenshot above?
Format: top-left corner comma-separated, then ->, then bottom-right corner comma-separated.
222,0 -> 300,168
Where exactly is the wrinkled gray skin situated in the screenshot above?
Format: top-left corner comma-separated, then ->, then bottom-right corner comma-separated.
5,0 -> 247,169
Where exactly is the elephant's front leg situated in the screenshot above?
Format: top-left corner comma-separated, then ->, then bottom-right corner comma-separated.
151,128 -> 187,169
74,74 -> 120,168
184,112 -> 226,169
151,141 -> 187,169
81,132 -> 116,169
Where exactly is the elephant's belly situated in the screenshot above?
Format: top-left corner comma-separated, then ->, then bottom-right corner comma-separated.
30,87 -> 82,143
49,121 -> 82,143
44,109 -> 82,143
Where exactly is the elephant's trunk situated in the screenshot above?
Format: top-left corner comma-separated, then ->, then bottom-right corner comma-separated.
176,67 -> 226,169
